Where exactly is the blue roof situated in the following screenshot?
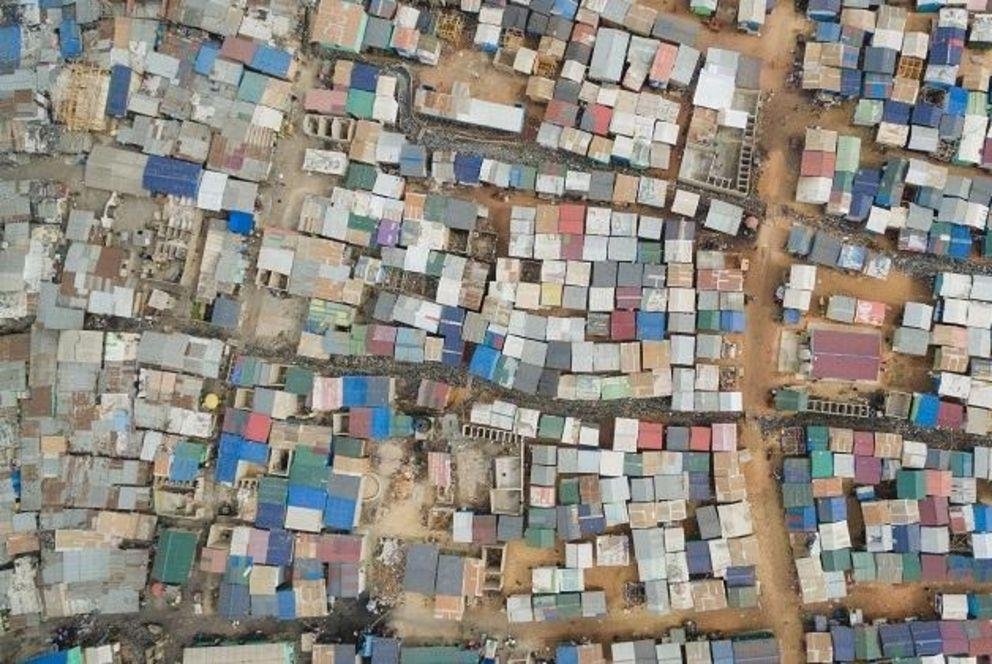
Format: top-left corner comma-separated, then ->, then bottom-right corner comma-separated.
228,211 -> 254,235
882,100 -> 911,124
250,44 -> 293,79
218,582 -> 250,618
912,102 -> 943,127
58,19 -> 82,60
786,506 -> 817,532
342,376 -> 369,407
143,155 -> 202,199
240,439 -> 270,465
552,0 -> 579,18
351,62 -> 379,92
555,645 -> 579,664
324,495 -> 358,530
469,345 -> 500,381
267,529 -> 294,566
814,20 -> 842,42
912,393 -> 940,427
831,625 -> 855,661
194,42 -> 220,75
276,588 -> 296,619
169,456 -> 200,482
106,64 -> 132,118
636,311 -> 666,340
945,86 -> 968,116
816,496 -> 847,523
211,295 -> 241,330
255,502 -> 285,530
720,310 -> 746,333
288,484 -> 327,510
454,153 -> 483,184
0,25 -> 22,71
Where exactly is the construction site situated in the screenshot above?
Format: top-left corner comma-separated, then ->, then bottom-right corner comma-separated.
3,0 -> 992,663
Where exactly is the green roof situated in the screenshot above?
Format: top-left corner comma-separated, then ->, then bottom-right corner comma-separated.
896,469 -> 926,499
345,162 -> 378,190
810,450 -> 833,479
153,529 -> 198,585
401,647 -> 479,664
258,476 -> 289,504
684,452 -> 710,473
782,482 -> 814,508
775,389 -> 808,412
525,527 -> 556,549
623,453 -> 643,476
821,548 -> 851,572
637,241 -> 662,264
332,436 -> 365,458
901,553 -> 921,582
289,446 -> 328,488
558,479 -> 580,505
284,366 -> 314,396
855,625 -> 882,660
851,551 -> 876,582
697,310 -> 721,332
806,425 -> 829,450
346,88 -> 375,118
538,414 -> 565,440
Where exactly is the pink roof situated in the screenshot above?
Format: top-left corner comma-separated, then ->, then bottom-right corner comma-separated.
304,88 -> 347,114
854,454 -> 882,485
220,36 -> 257,64
710,422 -> 737,451
925,470 -> 952,498
810,328 -> 881,381
853,431 -> 874,456
586,104 -> 612,135
311,377 -> 341,411
938,401 -> 965,430
248,528 -> 270,562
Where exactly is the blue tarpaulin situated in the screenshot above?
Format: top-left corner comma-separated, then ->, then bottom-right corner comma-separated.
228,210 -> 254,235
106,64 -> 131,118
58,18 -> 82,60
945,86 -> 968,116
552,0 -> 579,18
218,582 -> 250,618
555,646 -> 579,664
250,44 -> 293,79
143,155 -> 202,198
0,25 -> 22,71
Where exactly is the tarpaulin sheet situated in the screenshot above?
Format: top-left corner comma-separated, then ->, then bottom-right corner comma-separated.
250,44 -> 293,79
0,25 -> 22,71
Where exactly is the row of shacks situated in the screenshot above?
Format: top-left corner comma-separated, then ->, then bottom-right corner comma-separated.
890,273 -> 992,436
283,133 -> 748,407
557,629 -> 780,664
782,425 -> 992,604
468,401 -> 759,619
802,5 -> 971,105
797,127 -> 992,260
805,593 -> 992,662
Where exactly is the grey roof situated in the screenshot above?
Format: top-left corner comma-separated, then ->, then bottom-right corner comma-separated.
696,505 -> 722,540
434,554 -> 464,596
498,516 -> 524,542
403,543 -> 439,595
589,28 -> 630,83
653,13 -> 700,45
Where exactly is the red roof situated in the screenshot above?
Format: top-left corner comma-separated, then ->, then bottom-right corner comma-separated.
689,426 -> 711,451
810,328 -> 881,381
800,150 -> 836,178
545,99 -> 578,127
585,104 -> 613,135
304,88 -> 347,114
637,421 -> 664,449
561,234 -> 584,260
854,454 -> 881,485
611,310 -> 636,340
559,203 -> 586,234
